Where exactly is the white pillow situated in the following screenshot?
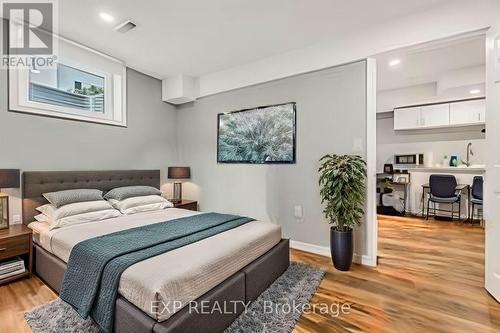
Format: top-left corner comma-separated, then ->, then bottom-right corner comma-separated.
50,209 -> 122,230
36,200 -> 114,221
108,195 -> 173,215
35,200 -> 121,230
34,214 -> 49,223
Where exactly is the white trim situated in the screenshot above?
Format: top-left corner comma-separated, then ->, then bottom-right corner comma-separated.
365,58 -> 378,268
290,240 -> 377,266
290,240 -> 330,257
354,254 -> 378,266
7,36 -> 127,127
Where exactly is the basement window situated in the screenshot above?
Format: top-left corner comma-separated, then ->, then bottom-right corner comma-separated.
8,35 -> 127,127
29,64 -> 106,114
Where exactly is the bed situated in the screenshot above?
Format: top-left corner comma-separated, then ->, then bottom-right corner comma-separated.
23,170 -> 289,333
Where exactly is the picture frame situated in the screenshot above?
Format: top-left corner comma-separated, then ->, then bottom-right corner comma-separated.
217,102 -> 297,164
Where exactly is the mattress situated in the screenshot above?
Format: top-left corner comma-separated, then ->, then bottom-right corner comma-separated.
28,208 -> 281,321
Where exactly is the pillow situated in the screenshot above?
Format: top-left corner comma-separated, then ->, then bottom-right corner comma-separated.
34,213 -> 49,223
35,200 -> 121,230
43,189 -> 103,208
108,195 -> 173,215
49,210 -> 121,230
36,200 -> 114,221
104,186 -> 161,201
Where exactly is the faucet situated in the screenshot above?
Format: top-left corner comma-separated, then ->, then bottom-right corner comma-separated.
462,142 -> 474,167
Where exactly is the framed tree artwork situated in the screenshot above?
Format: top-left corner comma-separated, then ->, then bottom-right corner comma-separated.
217,102 -> 296,164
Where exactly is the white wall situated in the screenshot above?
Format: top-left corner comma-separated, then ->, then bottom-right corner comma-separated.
176,61 -> 370,259
377,83 -> 437,113
376,116 -> 485,172
377,66 -> 486,113
0,68 -> 179,224
437,65 -> 485,97
197,0 -> 500,97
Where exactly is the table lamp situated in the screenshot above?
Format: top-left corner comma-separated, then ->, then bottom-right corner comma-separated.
167,167 -> 191,203
0,169 -> 20,229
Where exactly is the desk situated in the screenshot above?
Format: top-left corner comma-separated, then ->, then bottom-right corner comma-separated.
421,183 -> 470,220
391,182 -> 410,215
377,174 -> 410,215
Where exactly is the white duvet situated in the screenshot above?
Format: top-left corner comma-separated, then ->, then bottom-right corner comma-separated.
28,208 -> 281,321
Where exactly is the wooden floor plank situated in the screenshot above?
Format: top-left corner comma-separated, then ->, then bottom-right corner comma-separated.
292,215 -> 500,333
1,215 -> 499,332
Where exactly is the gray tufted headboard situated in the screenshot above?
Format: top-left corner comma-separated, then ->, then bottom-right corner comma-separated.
22,170 -> 160,225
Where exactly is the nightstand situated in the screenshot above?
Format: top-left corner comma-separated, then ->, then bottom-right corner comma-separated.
0,225 -> 32,285
172,200 -> 198,211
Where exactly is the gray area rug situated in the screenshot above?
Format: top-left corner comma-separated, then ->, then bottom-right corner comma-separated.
25,262 -> 324,333
25,298 -> 100,333
224,262 -> 325,333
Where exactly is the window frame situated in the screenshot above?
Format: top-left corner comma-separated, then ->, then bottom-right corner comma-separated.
8,35 -> 127,127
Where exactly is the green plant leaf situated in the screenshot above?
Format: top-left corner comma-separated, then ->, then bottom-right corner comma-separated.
318,154 -> 366,229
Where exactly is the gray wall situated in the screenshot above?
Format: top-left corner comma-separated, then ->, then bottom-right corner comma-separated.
0,68 -> 178,222
176,61 -> 368,253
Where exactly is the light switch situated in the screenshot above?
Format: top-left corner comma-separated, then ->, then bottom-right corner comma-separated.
294,205 -> 303,219
353,137 -> 363,152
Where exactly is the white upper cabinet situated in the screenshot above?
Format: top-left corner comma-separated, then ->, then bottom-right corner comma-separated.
449,99 -> 486,125
394,99 -> 485,130
420,104 -> 450,127
394,106 -> 421,130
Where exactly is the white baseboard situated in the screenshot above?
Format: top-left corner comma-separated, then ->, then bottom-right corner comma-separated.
354,253 -> 377,267
289,240 -> 331,257
290,240 -> 376,267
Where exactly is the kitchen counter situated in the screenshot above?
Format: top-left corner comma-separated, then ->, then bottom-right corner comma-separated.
386,167 -> 485,217
409,166 -> 485,173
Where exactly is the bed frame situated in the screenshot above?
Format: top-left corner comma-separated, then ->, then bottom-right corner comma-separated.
22,170 -> 289,333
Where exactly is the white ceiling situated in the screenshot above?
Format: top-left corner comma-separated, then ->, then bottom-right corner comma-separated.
58,0 -> 452,79
376,36 -> 485,91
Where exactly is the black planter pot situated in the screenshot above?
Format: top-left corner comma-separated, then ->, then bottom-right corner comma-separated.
330,227 -> 353,271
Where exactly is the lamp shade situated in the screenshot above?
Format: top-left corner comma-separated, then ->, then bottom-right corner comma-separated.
0,169 -> 20,188
168,167 -> 191,179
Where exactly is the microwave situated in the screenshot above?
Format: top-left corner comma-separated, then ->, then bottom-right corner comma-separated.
395,153 -> 424,165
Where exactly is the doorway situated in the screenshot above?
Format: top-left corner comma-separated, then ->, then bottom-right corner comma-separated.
365,30 -> 500,297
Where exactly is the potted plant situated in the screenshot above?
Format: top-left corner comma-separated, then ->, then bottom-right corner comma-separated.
383,178 -> 393,194
318,154 -> 366,271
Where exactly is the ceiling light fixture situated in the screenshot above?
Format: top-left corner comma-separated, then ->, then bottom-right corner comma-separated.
389,59 -> 401,67
99,12 -> 114,23
469,89 -> 481,95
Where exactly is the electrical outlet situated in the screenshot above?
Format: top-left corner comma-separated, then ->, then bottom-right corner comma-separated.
12,215 -> 21,224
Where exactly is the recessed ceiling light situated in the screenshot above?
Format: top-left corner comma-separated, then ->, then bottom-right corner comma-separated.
99,12 -> 114,23
389,59 -> 401,67
469,89 -> 481,95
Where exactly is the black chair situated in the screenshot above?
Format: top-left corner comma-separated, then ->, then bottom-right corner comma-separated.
426,175 -> 461,221
469,176 -> 483,224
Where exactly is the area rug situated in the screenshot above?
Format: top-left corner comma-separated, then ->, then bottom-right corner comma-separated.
25,262 -> 325,333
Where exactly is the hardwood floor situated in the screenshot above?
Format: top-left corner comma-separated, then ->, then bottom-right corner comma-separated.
0,215 -> 498,332
292,215 -> 500,333
0,275 -> 56,333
